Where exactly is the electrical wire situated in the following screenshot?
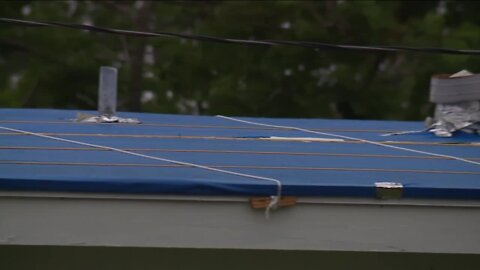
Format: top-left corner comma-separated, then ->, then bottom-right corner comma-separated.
1,17 -> 480,55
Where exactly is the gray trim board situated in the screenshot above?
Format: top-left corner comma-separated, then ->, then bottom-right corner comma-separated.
1,192 -> 480,254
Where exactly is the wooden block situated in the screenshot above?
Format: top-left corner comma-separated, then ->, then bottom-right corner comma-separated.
249,196 -> 297,209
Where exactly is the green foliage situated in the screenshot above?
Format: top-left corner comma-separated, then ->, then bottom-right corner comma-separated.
1,0 -> 479,120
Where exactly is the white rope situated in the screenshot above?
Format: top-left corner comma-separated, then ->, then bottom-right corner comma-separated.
265,195 -> 280,219
216,115 -> 480,166
0,125 -> 282,218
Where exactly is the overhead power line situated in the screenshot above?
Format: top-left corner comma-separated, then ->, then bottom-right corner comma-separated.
1,17 -> 480,56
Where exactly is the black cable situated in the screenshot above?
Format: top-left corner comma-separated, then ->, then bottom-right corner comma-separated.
1,17 -> 480,55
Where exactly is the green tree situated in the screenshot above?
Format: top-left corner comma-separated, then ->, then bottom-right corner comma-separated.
1,1 -> 480,120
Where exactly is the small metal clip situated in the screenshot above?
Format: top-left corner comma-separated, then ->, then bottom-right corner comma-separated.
375,182 -> 403,199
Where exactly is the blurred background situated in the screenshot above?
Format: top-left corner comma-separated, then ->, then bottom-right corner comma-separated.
1,0 -> 479,120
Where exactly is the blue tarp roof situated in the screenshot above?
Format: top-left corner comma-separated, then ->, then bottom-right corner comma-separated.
1,108 -> 479,199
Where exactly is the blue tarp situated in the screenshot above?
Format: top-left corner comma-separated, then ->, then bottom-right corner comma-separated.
1,108 -> 479,199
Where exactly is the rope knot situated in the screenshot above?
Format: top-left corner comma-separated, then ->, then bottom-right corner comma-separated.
265,195 -> 280,219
